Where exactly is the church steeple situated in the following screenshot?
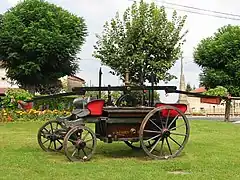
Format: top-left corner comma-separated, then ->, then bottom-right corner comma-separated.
177,57 -> 190,112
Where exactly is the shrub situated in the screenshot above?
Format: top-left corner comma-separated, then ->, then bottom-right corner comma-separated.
1,88 -> 33,109
203,86 -> 228,97
33,96 -> 78,110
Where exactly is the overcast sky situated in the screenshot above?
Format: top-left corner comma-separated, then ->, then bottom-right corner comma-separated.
1,0 -> 240,102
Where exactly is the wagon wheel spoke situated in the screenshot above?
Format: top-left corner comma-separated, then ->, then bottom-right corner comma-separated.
42,139 -> 50,144
53,141 -> 57,149
150,119 -> 162,131
71,148 -> 78,157
158,111 -> 164,129
165,109 -> 170,128
167,115 -> 178,129
170,123 -> 185,131
50,123 -> 54,133
166,137 -> 172,155
149,137 -> 161,153
170,132 -> 187,136
56,139 -> 63,150
168,136 -> 182,147
82,149 -> 87,156
57,139 -> 63,145
48,140 -> 52,149
43,128 -> 49,133
56,123 -> 59,130
85,146 -> 93,151
148,141 -> 151,146
82,132 -> 90,141
144,134 -> 161,142
159,138 -> 164,156
84,138 -> 93,143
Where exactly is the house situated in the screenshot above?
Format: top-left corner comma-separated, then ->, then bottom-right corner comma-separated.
187,87 -> 240,115
67,75 -> 86,91
0,61 -> 19,95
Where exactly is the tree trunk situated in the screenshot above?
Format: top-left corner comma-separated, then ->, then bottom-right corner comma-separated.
224,99 -> 231,122
22,84 -> 36,94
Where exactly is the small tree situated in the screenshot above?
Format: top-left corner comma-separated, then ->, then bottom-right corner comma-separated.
93,0 -> 187,85
186,83 -> 192,92
0,0 -> 87,93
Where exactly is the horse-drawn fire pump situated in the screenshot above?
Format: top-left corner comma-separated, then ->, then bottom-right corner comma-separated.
30,71 -> 227,162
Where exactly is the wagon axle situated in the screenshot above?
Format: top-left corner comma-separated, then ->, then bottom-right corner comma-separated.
161,128 -> 171,138
74,139 -> 87,149
47,134 -> 59,141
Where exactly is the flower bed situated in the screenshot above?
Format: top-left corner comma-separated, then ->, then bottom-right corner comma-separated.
0,109 -> 71,122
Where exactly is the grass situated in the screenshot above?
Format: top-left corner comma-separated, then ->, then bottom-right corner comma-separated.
1,120 -> 240,180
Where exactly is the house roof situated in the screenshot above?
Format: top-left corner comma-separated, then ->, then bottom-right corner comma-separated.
0,88 -> 18,95
67,75 -> 85,83
191,87 -> 206,93
0,88 -> 6,94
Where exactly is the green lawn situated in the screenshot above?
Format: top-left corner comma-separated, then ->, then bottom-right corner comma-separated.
1,120 -> 240,180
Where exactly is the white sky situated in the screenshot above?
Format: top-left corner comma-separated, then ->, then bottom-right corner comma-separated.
1,0 -> 240,102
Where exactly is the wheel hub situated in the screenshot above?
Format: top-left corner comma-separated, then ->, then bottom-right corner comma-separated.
75,139 -> 86,149
48,134 -> 58,141
161,128 -> 170,138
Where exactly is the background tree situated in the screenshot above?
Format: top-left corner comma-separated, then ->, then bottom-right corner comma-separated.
186,83 -> 192,92
93,0 -> 187,85
193,25 -> 240,121
0,0 -> 87,93
194,25 -> 240,96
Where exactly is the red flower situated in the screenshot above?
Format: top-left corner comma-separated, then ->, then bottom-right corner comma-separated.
7,115 -> 12,122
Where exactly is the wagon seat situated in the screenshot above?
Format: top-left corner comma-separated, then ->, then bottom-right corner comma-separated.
71,98 -> 105,119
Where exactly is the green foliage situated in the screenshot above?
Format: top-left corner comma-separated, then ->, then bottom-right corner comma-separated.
0,0 -> 87,92
85,90 -> 160,105
36,79 -> 63,94
186,83 -> 193,92
1,88 -> 33,109
33,96 -> 78,110
203,86 -> 228,97
93,0 -> 187,84
194,25 -> 240,96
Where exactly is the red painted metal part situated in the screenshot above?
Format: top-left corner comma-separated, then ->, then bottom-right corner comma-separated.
155,103 -> 187,117
86,99 -> 105,116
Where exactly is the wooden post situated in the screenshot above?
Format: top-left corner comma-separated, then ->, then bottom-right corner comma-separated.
224,99 -> 231,122
98,67 -> 102,98
125,69 -> 130,86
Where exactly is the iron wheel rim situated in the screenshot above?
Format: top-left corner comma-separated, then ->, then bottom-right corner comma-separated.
139,105 -> 190,159
63,125 -> 97,162
37,120 -> 66,152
